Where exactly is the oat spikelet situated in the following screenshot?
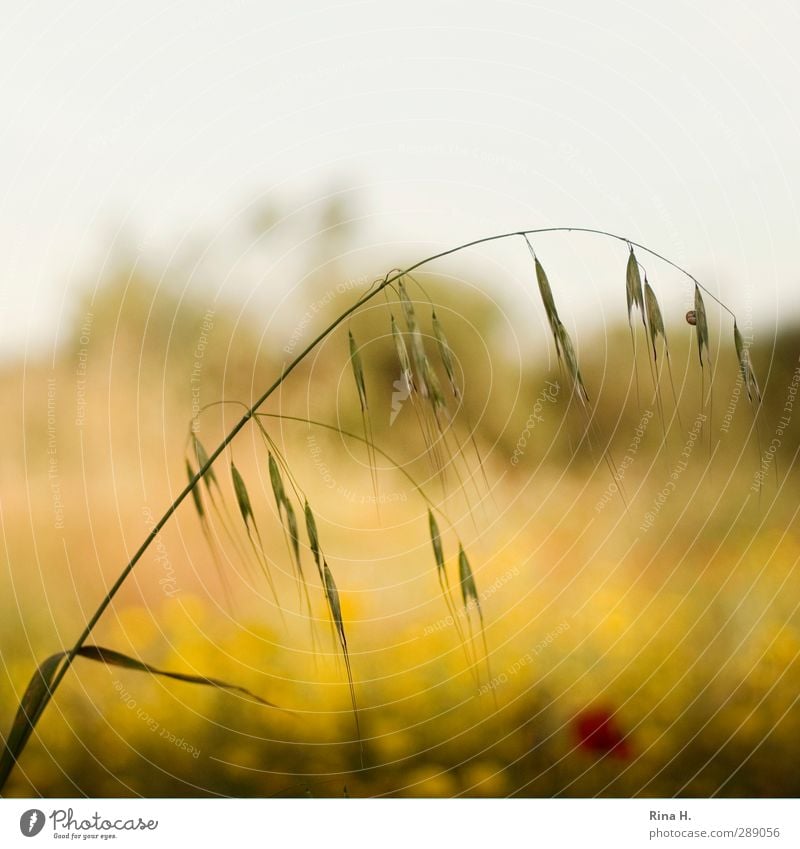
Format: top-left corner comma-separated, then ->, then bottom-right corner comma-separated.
734,322 -> 761,405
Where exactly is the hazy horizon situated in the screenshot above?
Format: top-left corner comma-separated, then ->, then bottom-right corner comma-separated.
1,0 -> 798,360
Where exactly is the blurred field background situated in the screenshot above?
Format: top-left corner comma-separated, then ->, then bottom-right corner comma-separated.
1,203 -> 799,799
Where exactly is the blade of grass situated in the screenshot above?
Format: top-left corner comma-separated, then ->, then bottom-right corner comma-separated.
0,645 -> 285,788
0,654 -> 63,789
75,645 -> 283,708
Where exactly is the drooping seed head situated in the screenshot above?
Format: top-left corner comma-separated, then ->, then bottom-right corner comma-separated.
390,314 -> 415,393
693,285 -> 710,366
428,509 -> 445,577
398,279 -> 416,329
268,453 -> 285,510
348,330 -> 369,412
185,459 -> 205,519
323,560 -> 346,646
555,321 -> 589,404
457,544 -> 479,608
422,356 -> 445,409
734,321 -> 761,404
283,498 -> 301,569
193,436 -> 219,492
534,256 -> 561,335
432,310 -> 460,399
230,461 -> 254,528
643,279 -> 667,359
625,247 -> 645,326
304,500 -> 321,574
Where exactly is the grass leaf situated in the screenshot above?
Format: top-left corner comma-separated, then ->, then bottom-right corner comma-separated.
0,653 -> 64,789
1,643 -> 284,788
74,646 -> 281,708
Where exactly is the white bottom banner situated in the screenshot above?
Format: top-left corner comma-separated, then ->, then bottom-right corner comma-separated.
1,798 -> 797,848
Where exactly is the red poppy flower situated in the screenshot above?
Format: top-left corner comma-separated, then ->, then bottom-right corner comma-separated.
573,706 -> 631,759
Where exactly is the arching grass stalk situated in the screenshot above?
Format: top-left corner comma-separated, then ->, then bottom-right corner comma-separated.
0,226 -> 753,793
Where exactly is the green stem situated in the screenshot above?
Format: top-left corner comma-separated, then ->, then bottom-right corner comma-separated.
0,226 -> 736,792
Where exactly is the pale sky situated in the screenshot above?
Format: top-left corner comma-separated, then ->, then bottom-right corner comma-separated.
1,0 -> 798,359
